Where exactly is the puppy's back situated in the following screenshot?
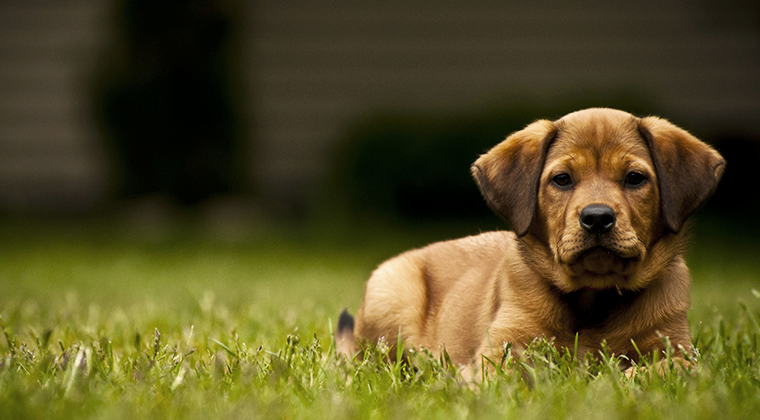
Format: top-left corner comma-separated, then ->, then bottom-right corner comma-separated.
349,231 -> 515,361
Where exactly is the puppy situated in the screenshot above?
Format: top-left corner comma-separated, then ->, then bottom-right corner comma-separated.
336,108 -> 724,378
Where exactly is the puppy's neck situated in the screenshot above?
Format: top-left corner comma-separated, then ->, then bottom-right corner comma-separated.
561,287 -> 640,331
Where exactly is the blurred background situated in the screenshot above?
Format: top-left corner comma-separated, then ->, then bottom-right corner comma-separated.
0,0 -> 758,233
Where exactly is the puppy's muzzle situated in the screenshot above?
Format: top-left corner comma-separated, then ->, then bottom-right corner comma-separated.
580,204 -> 616,234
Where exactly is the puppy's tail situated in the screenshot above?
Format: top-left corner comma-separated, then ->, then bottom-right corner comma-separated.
335,309 -> 357,359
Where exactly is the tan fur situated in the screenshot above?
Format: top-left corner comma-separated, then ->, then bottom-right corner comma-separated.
337,108 -> 724,379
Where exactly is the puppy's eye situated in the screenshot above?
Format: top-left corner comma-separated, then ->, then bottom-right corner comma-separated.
624,171 -> 647,187
551,173 -> 573,189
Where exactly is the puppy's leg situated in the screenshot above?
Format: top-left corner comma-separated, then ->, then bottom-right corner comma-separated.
335,309 -> 358,359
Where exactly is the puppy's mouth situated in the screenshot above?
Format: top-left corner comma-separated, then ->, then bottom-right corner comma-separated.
565,246 -> 640,276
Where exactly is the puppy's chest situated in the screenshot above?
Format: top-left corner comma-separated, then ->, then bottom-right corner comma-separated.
562,288 -> 640,332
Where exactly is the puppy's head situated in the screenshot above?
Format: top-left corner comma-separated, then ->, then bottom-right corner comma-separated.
473,108 -> 724,291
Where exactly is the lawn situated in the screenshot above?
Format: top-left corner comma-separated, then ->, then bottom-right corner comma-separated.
0,217 -> 758,419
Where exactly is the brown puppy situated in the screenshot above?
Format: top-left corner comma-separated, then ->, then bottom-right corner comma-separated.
336,108 -> 724,378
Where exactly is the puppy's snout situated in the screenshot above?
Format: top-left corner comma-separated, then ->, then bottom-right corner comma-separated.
580,204 -> 616,234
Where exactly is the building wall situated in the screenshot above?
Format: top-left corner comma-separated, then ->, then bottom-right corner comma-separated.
0,0 -> 111,212
1,0 -> 758,212
248,0 -> 760,206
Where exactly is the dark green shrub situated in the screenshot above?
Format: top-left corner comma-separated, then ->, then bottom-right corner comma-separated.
333,94 -> 659,222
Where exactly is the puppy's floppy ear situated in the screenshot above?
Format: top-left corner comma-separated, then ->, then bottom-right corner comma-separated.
472,120 -> 557,236
638,117 -> 725,232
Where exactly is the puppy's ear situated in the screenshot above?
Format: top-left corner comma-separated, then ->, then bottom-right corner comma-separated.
638,117 -> 725,232
472,120 -> 557,236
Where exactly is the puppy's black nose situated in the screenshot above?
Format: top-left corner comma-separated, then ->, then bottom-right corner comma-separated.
579,204 -> 616,234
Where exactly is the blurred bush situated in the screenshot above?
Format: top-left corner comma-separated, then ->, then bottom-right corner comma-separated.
93,0 -> 246,206
708,135 -> 759,220
331,93 -> 659,223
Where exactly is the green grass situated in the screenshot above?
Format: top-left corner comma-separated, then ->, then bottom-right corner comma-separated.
0,218 -> 759,419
